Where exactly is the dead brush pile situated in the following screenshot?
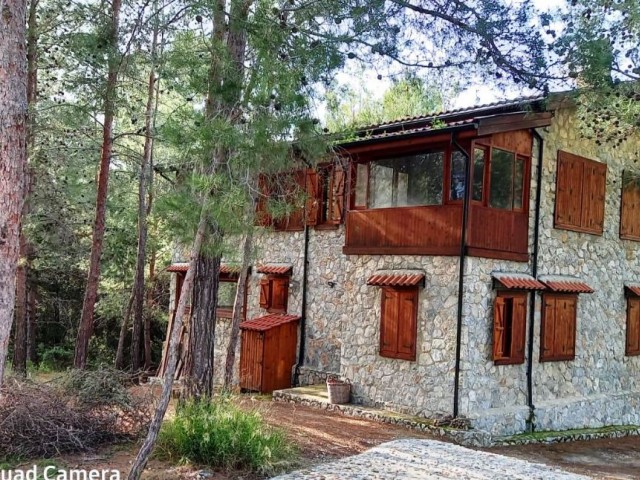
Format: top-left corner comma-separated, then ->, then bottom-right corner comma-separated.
0,367 -> 153,459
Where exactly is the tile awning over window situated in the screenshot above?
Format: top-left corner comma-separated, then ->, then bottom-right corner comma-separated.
492,272 -> 546,290
539,275 -> 594,294
625,284 -> 640,297
257,264 -> 293,275
240,313 -> 300,332
367,271 -> 425,287
166,262 -> 241,274
166,262 -> 189,272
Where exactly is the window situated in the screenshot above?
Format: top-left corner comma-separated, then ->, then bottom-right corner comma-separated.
449,151 -> 467,201
540,293 -> 577,362
259,275 -> 289,313
305,164 -> 345,226
216,280 -> 237,318
367,152 -> 444,208
379,287 -> 418,361
554,150 -> 607,235
626,287 -> 640,356
472,146 -> 486,202
493,292 -> 527,365
620,170 -> 640,241
488,149 -> 526,210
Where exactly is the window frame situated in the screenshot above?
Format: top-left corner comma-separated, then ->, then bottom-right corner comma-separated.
620,169 -> 640,242
492,291 -> 527,365
215,277 -> 240,319
379,286 -> 418,361
540,293 -> 578,362
259,274 -> 290,314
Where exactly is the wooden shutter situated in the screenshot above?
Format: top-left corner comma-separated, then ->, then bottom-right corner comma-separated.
493,296 -> 507,360
620,172 -> 640,241
380,288 -> 399,358
582,162 -> 606,234
541,294 -> 577,361
259,277 -> 271,309
329,164 -> 346,224
511,295 -> 527,363
269,277 -> 289,313
397,289 -> 418,360
305,169 -> 319,226
555,152 -> 584,230
626,297 -> 640,356
255,174 -> 273,227
541,295 -> 557,361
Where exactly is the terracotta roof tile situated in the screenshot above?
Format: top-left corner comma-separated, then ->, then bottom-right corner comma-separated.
625,284 -> 640,297
492,272 -> 546,290
539,276 -> 594,294
367,272 -> 425,287
240,313 -> 300,332
166,263 -> 241,275
257,264 -> 293,275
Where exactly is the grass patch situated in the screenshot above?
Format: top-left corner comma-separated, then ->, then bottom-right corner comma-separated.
504,424 -> 640,442
157,396 -> 296,476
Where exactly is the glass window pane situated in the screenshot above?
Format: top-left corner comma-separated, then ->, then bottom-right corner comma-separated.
369,163 -> 394,208
354,163 -> 367,207
473,148 -> 485,202
217,281 -> 237,309
513,157 -> 525,210
489,148 -> 515,210
397,171 -> 409,205
407,152 -> 443,205
450,151 -> 466,201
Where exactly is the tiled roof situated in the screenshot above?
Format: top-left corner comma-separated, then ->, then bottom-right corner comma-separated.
625,284 -> 640,297
166,262 -> 189,272
367,271 -> 425,287
166,262 -> 241,274
257,264 -> 293,275
539,276 -> 594,294
492,272 -> 546,291
240,313 -> 300,332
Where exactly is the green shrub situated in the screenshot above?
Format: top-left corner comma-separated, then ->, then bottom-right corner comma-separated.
39,345 -> 74,371
157,397 -> 296,475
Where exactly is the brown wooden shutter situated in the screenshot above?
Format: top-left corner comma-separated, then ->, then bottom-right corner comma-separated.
493,296 -> 507,361
305,169 -> 319,226
329,164 -> 346,224
626,297 -> 640,356
620,172 -> 640,240
259,277 -> 271,309
380,288 -> 399,357
582,162 -> 606,234
255,174 -> 273,227
557,296 -> 576,359
541,295 -> 557,361
555,152 -> 584,229
397,289 -> 417,360
269,277 -> 289,313
511,295 -> 527,363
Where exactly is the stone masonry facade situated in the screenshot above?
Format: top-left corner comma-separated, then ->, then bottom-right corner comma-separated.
177,101 -> 640,436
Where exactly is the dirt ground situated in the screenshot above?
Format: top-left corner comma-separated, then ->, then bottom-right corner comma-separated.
490,436 -> 640,480
16,394 -> 640,479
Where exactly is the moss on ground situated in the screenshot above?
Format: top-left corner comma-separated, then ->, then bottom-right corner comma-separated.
504,424 -> 640,442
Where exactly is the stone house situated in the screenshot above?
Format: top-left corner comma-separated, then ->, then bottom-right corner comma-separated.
167,94 -> 640,436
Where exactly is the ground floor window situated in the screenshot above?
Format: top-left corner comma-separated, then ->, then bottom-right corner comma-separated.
541,293 -> 577,362
493,291 -> 527,365
379,287 -> 418,361
626,294 -> 640,356
259,275 -> 289,314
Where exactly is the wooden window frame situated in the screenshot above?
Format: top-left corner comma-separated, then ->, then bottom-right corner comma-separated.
259,274 -> 289,314
540,293 -> 578,362
379,286 -> 418,361
626,293 -> 640,356
554,150 -> 607,235
215,277 -> 243,319
492,291 -> 527,365
620,170 -> 640,242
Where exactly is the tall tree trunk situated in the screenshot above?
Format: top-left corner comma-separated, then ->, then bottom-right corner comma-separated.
224,215 -> 254,388
74,0 -> 122,369
127,208 -> 208,480
13,0 -> 39,376
0,0 -> 28,386
131,27 -> 158,373
144,245 -> 155,370
26,288 -> 36,363
186,245 -> 220,399
115,288 -> 135,369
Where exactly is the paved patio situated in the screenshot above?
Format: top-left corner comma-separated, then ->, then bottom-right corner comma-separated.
272,439 -> 590,479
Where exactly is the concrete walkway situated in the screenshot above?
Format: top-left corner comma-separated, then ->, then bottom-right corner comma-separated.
273,439 -> 591,479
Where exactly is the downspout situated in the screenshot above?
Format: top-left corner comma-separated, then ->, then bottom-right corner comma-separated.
294,224 -> 310,385
526,130 -> 544,431
452,135 -> 471,419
